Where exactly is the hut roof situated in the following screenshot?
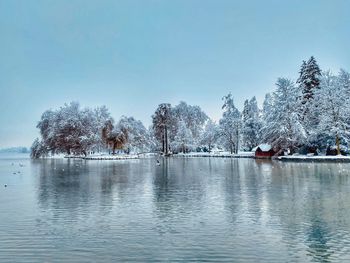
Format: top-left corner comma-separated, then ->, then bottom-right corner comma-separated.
253,144 -> 272,152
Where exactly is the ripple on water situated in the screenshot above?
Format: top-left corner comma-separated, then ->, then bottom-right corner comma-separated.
1,157 -> 350,262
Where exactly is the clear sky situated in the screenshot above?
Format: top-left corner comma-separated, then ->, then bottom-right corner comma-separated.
0,0 -> 349,148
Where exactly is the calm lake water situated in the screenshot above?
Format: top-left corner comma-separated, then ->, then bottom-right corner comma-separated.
1,154 -> 350,262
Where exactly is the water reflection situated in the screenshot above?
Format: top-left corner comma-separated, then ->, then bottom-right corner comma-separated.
2,157 -> 350,262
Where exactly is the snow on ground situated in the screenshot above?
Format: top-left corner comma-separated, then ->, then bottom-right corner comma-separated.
278,155 -> 350,162
38,153 -> 67,159
64,153 -> 139,160
83,154 -> 139,160
174,151 -> 255,158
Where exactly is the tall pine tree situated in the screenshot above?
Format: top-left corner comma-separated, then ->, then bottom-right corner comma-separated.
297,56 -> 322,103
297,56 -> 322,135
261,78 -> 306,154
242,96 -> 262,150
219,93 -> 242,154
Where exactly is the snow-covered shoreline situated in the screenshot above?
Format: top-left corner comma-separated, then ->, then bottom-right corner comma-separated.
64,154 -> 139,160
38,152 -> 350,163
62,152 -> 256,160
174,152 -> 350,163
278,155 -> 350,162
83,155 -> 139,160
173,152 -> 255,158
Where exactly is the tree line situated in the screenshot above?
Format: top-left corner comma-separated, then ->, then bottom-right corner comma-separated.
31,56 -> 350,158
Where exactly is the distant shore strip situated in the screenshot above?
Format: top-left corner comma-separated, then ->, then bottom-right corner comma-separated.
61,153 -> 350,162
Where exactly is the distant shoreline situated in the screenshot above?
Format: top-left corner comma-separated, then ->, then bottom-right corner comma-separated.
51,153 -> 350,163
278,155 -> 350,163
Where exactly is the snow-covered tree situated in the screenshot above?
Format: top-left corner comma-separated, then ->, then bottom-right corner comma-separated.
30,138 -> 48,159
91,105 -> 114,151
36,109 -> 57,153
152,103 -> 176,155
219,93 -> 242,154
39,102 -> 88,155
242,96 -> 262,150
33,102 -> 114,157
338,69 -> 350,97
297,56 -> 322,131
200,119 -> 219,152
171,120 -> 194,153
297,56 -> 322,103
173,101 -> 208,140
262,93 -> 273,119
117,116 -> 150,153
261,93 -> 274,137
312,71 -> 350,154
261,78 -> 306,153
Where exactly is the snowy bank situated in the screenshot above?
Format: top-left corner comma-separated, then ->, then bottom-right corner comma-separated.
83,154 -> 139,160
278,155 -> 350,163
173,151 -> 255,158
64,154 -> 139,160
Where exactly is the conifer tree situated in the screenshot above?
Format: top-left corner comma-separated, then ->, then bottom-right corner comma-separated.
297,56 -> 322,103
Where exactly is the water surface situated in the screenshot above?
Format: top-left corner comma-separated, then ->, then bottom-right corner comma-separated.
1,154 -> 350,262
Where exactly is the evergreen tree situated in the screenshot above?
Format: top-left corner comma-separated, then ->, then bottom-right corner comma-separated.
297,56 -> 322,134
262,93 -> 273,123
338,69 -> 350,97
313,71 -> 350,154
242,96 -> 262,150
297,56 -> 322,103
219,93 -> 242,154
261,78 -> 306,153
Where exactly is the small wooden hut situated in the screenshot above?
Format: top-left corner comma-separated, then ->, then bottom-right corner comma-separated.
253,144 -> 275,158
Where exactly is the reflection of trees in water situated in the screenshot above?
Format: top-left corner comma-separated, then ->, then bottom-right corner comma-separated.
153,158 -> 171,215
34,158 -> 350,261
37,159 -> 87,212
152,158 -> 208,234
99,163 -> 129,197
222,159 -> 272,225
98,162 -> 124,212
240,159 -> 267,223
306,215 -> 332,262
36,159 -> 143,217
222,159 -> 242,224
36,158 -> 159,244
262,161 -> 350,262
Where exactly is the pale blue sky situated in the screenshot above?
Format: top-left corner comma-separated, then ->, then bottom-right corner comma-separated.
0,0 -> 349,147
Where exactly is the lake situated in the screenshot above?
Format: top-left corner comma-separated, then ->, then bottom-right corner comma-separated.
1,154 -> 350,262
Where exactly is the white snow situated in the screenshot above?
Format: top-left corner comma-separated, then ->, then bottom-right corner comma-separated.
278,155 -> 350,161
83,154 -> 139,160
253,144 -> 272,152
174,151 -> 254,158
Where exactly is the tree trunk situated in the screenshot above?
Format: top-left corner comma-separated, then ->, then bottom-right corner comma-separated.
336,134 -> 341,155
237,134 -> 239,153
165,126 -> 168,155
162,126 -> 165,154
112,142 -> 116,155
